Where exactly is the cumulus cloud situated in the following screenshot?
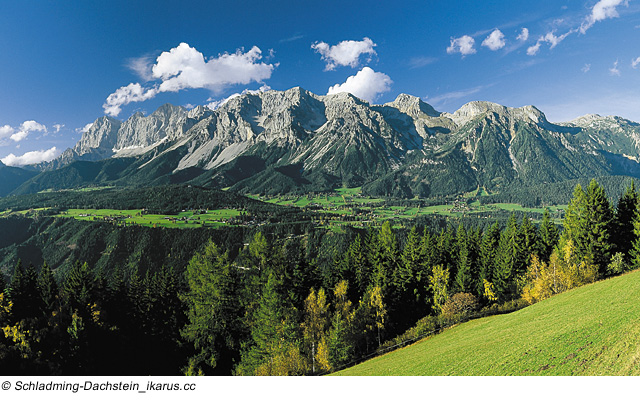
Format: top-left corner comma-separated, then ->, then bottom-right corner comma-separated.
104,43 -> 275,117
447,35 -> 476,57
1,147 -> 59,166
482,29 -> 506,51
0,125 -> 14,140
152,43 -> 273,93
53,124 -> 64,133
77,123 -> 94,134
516,28 -> 529,41
326,67 -> 392,103
0,120 -> 47,143
527,31 -> 573,55
103,83 -> 158,117
632,57 -> 640,69
609,60 -> 621,76
206,84 -> 272,110
580,0 -> 628,34
582,63 -> 591,73
311,37 -> 377,71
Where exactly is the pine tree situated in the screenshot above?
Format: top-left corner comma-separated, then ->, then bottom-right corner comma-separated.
10,262 -> 43,321
494,214 -> 525,301
539,208 -> 559,262
454,224 -> 473,293
613,180 -> 637,259
181,240 -> 241,375
62,261 -> 94,315
37,262 -> 58,313
584,179 -> 614,275
479,222 -> 501,296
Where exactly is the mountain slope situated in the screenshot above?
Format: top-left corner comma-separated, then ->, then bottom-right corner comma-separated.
14,88 -> 640,198
0,163 -> 38,196
335,269 -> 640,376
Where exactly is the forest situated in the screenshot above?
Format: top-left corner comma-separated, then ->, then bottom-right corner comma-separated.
0,178 -> 639,375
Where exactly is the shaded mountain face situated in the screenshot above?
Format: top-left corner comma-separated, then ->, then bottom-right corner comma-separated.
19,88 -> 640,197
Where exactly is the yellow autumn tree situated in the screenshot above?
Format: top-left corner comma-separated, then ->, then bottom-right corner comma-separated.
303,287 -> 329,374
522,239 -> 598,304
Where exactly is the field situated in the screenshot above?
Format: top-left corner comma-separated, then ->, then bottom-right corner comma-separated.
249,187 -> 566,227
334,269 -> 640,376
54,208 -> 242,229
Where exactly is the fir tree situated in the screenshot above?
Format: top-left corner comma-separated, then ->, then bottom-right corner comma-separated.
37,262 -> 58,313
539,208 -> 559,262
613,180 -> 637,259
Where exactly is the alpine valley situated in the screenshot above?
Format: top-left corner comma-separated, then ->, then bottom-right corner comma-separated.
6,87 -> 640,198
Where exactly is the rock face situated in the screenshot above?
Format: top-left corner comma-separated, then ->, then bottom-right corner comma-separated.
37,87 -> 640,197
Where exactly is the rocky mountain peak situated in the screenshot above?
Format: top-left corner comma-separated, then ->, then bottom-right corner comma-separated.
386,94 -> 440,118
448,101 -> 548,127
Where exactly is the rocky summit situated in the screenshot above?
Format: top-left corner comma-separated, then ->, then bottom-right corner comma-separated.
13,87 -> 640,198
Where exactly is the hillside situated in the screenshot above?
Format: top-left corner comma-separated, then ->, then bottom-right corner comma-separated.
334,269 -> 640,376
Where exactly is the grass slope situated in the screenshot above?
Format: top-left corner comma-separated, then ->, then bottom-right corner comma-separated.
335,270 -> 640,376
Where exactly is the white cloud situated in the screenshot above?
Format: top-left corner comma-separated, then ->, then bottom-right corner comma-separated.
632,57 -> 640,69
103,83 -> 158,117
0,120 -> 48,143
53,124 -> 64,133
609,60 -> 621,76
127,55 -> 155,81
311,37 -> 377,71
206,84 -> 272,110
447,35 -> 476,57
326,67 -> 392,103
1,147 -> 59,166
10,131 -> 29,142
409,56 -> 437,69
104,43 -> 275,117
0,125 -> 14,139
152,43 -> 273,93
580,0 -> 628,34
527,30 -> 573,55
582,63 -> 591,73
77,123 -> 94,134
482,29 -> 506,51
516,28 -> 529,41
424,84 -> 489,108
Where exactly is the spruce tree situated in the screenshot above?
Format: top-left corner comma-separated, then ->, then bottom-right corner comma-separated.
613,180 -> 638,258
539,208 -> 559,262
479,222 -> 501,292
37,262 -> 58,313
181,241 -> 241,375
584,179 -> 614,275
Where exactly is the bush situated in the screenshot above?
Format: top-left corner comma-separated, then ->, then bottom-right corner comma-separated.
441,293 -> 479,317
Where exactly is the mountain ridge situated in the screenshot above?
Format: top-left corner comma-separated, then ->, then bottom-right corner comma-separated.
12,87 -> 640,198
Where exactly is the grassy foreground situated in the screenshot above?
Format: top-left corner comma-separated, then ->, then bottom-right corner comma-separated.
334,269 -> 640,376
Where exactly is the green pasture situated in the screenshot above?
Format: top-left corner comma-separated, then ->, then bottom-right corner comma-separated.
55,208 -> 241,229
335,269 -> 640,376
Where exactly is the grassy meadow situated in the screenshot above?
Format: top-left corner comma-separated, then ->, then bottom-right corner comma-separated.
334,269 -> 640,376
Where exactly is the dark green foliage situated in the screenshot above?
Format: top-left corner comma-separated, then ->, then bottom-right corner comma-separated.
539,208 -> 559,262
0,164 -> 38,196
0,178 -> 635,375
613,181 -> 637,258
181,241 -> 241,375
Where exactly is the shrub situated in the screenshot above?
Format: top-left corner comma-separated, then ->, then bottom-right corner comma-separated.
441,292 -> 479,317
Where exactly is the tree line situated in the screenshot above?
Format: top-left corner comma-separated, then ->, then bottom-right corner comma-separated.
0,178 -> 638,375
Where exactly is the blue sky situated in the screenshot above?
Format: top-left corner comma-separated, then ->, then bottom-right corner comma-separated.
1,0 -> 639,165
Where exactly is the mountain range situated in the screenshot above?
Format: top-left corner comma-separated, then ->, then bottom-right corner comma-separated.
6,87 -> 640,198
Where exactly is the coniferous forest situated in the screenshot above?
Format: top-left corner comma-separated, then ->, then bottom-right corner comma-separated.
1,179 -> 639,375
